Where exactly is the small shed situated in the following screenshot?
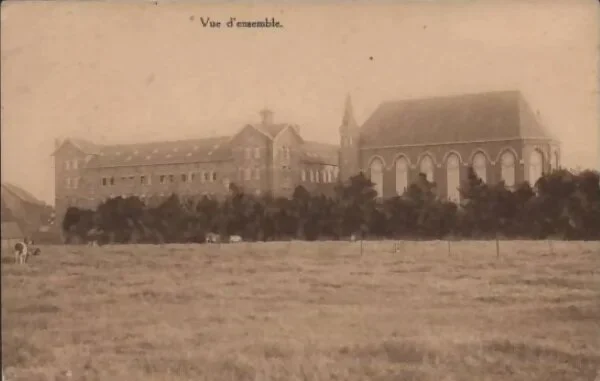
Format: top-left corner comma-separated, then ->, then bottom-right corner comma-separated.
1,222 -> 24,251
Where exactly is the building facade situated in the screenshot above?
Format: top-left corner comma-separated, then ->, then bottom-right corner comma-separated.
340,90 -> 561,201
53,109 -> 339,223
54,91 -> 561,225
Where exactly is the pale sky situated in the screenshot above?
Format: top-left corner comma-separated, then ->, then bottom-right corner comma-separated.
1,0 -> 598,205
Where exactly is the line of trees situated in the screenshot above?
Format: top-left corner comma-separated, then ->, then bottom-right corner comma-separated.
61,167 -> 600,244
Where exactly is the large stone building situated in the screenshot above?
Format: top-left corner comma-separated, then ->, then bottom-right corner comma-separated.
339,90 -> 560,201
53,90 -> 560,225
53,109 -> 339,222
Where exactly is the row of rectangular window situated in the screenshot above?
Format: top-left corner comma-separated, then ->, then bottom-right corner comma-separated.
64,159 -> 79,170
301,168 -> 338,183
65,177 -> 80,189
244,147 -> 261,160
239,168 -> 261,181
100,172 -> 219,187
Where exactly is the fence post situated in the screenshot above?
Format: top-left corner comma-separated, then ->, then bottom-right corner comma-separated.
360,239 -> 364,257
447,239 -> 451,257
495,235 -> 500,259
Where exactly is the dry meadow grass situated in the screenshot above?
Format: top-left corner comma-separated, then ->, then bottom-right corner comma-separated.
2,240 -> 599,381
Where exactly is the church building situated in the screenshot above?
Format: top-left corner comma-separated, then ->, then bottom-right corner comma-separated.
339,90 -> 560,201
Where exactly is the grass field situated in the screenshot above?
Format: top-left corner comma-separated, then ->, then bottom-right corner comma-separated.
2,240 -> 599,381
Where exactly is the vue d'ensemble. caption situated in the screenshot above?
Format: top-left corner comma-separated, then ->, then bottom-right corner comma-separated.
196,17 -> 284,29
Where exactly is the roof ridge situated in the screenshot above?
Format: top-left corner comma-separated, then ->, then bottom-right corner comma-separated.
381,90 -> 522,106
99,135 -> 231,148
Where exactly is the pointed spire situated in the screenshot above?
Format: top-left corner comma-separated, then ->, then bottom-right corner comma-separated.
342,93 -> 357,127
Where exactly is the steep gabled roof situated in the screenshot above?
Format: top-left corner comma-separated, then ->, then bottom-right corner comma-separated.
1,221 -> 24,239
51,138 -> 102,156
86,136 -> 233,168
359,90 -> 553,147
256,123 -> 288,139
1,183 -> 47,207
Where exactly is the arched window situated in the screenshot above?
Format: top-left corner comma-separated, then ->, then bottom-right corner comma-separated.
395,156 -> 409,195
370,158 -> 384,197
301,169 -> 306,182
529,150 -> 543,186
472,152 -> 487,183
500,151 -> 516,187
419,155 -> 434,182
446,154 -> 460,202
309,169 -> 314,182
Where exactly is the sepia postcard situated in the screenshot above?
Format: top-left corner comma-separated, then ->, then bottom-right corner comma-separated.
1,0 -> 599,380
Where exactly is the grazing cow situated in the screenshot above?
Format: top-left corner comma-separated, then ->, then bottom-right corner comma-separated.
205,232 -> 221,243
13,241 -> 29,264
229,235 -> 243,243
350,234 -> 357,242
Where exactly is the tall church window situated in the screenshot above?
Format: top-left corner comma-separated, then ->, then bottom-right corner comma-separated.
395,156 -> 409,195
301,169 -> 306,182
552,151 -> 559,170
472,152 -> 487,183
446,154 -> 460,202
529,150 -> 543,186
500,151 -> 516,187
419,155 -> 434,183
370,158 -> 384,197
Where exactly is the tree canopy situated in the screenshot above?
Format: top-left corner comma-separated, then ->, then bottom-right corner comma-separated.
61,168 -> 600,244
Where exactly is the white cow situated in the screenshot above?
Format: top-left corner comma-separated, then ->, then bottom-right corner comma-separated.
13,241 -> 29,264
229,235 -> 243,243
205,232 -> 221,243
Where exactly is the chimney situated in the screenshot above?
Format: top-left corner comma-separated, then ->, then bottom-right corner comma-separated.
54,138 -> 63,149
259,108 -> 274,126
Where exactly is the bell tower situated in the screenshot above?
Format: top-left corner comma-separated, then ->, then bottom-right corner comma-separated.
339,94 -> 361,181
